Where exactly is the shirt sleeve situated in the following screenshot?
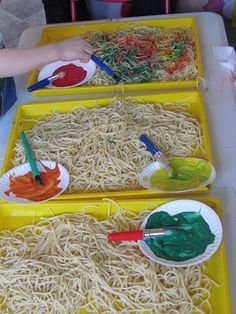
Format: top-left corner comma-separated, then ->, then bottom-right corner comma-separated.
0,32 -> 17,118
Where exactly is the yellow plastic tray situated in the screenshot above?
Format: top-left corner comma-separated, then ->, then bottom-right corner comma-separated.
0,196 -> 231,314
26,17 -> 203,97
2,91 -> 213,199
1,91 -> 214,200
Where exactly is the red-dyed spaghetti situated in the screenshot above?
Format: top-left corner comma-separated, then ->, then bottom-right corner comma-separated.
85,26 -> 197,84
5,163 -> 62,202
52,63 -> 87,87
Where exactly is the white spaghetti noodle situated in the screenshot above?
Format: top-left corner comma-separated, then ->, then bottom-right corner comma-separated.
0,205 -> 214,313
12,99 -> 205,193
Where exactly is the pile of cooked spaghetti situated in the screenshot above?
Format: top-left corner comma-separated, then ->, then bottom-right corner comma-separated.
0,205 -> 214,313
85,26 -> 197,85
12,99 -> 205,193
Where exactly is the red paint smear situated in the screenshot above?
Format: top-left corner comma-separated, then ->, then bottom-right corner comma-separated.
5,163 -> 62,202
52,63 -> 87,87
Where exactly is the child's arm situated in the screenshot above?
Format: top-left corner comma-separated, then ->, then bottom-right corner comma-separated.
0,37 -> 93,78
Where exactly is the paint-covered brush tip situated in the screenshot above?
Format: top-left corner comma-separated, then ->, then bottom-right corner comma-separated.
35,175 -> 43,185
113,73 -> 121,83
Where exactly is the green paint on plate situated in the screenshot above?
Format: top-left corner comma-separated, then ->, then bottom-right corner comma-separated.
150,157 -> 212,191
144,211 -> 215,262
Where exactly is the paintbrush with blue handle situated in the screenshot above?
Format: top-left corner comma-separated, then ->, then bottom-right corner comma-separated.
91,54 -> 121,83
139,133 -> 177,178
27,72 -> 64,92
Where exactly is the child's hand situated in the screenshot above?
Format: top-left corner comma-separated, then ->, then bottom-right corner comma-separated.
55,38 -> 93,63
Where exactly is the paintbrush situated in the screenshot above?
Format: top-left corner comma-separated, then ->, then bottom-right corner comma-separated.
20,131 -> 43,185
108,225 -> 191,242
139,133 -> 177,178
91,54 -> 121,82
27,72 -> 64,92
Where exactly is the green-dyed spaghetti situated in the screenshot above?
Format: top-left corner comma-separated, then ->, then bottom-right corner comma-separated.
85,26 -> 197,85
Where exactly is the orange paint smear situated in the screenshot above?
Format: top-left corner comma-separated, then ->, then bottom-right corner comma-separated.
5,163 -> 62,202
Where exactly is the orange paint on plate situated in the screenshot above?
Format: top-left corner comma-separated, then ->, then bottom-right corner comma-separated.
5,163 -> 62,202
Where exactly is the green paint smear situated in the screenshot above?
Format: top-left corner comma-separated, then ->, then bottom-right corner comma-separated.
144,211 -> 215,261
150,157 -> 212,192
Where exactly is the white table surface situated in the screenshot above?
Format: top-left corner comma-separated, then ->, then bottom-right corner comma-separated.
0,12 -> 236,313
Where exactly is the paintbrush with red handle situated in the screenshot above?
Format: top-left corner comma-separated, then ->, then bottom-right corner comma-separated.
108,225 -> 192,242
107,227 -> 180,242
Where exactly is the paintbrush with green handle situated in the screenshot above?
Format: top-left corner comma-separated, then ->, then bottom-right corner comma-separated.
20,131 -> 43,185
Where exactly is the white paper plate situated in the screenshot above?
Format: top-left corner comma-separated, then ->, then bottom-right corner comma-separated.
138,158 -> 216,193
38,59 -> 96,88
138,199 -> 223,267
0,160 -> 70,204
